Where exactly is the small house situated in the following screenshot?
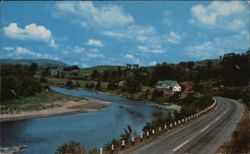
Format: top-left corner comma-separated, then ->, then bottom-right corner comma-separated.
156,80 -> 182,92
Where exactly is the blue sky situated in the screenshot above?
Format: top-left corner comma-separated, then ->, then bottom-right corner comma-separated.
1,1 -> 249,67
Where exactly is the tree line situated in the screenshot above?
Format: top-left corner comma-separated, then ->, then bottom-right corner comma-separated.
1,63 -> 41,102
86,50 -> 249,92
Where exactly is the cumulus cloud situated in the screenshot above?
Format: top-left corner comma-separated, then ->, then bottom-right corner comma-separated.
86,48 -> 105,58
166,31 -> 181,44
124,54 -> 141,64
74,46 -> 85,54
3,47 -> 14,51
86,39 -> 104,47
3,23 -> 57,48
104,25 -> 166,54
186,42 -> 217,59
15,47 -> 43,57
2,46 -> 58,59
54,1 -> 169,56
137,45 -> 165,54
190,1 -> 248,31
54,1 -> 134,28
103,25 -> 155,40
49,39 -> 57,48
186,31 -> 249,59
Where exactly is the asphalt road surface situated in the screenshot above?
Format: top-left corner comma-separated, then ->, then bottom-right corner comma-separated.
132,97 -> 244,154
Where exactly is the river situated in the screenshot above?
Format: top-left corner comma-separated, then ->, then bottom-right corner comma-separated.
0,87 -> 171,154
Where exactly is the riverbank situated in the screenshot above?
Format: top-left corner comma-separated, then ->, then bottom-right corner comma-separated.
0,96 -> 111,122
156,103 -> 182,111
0,145 -> 29,154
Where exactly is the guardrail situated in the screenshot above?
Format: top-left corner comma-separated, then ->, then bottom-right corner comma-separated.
100,98 -> 217,154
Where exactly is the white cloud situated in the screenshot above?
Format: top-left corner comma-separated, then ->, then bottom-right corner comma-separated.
49,39 -> 57,48
62,50 -> 69,55
190,1 -> 248,31
186,42 -> 217,59
186,31 -> 249,59
54,1 -> 134,28
74,46 -> 85,54
103,25 -> 155,41
166,31 -> 181,44
103,31 -> 125,38
86,48 -> 105,58
149,61 -> 157,66
124,54 -> 141,64
55,1 -> 168,56
104,25 -> 166,54
3,23 -> 57,48
3,47 -> 14,51
162,10 -> 172,26
137,45 -> 165,54
86,39 -> 104,47
2,46 -> 60,60
16,47 -> 43,58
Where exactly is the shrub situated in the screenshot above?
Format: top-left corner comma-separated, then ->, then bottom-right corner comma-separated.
56,141 -> 85,154
151,89 -> 164,99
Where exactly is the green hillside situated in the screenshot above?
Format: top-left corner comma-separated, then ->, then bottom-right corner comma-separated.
80,65 -> 126,76
193,59 -> 221,69
0,58 -> 67,69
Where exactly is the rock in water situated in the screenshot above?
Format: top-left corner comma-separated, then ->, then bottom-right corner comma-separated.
0,144 -> 29,154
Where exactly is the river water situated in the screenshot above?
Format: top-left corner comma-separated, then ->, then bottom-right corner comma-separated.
0,87 -> 171,154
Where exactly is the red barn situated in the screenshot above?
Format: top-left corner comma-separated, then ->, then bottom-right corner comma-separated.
180,81 -> 193,91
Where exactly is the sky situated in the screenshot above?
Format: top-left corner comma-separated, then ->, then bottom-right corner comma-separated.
1,1 -> 249,67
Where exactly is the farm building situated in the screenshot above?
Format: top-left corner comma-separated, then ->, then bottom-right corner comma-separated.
156,80 -> 182,92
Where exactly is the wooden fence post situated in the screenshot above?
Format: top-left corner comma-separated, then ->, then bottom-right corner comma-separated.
100,148 -> 103,154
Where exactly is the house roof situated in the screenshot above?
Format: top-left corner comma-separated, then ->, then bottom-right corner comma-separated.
156,80 -> 178,87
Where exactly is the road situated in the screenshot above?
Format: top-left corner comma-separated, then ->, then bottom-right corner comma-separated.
132,97 -> 244,154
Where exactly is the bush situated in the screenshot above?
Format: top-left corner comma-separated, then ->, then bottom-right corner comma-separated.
107,82 -> 118,90
1,74 -> 41,102
151,89 -> 164,99
95,82 -> 102,90
65,80 -> 73,88
89,83 -> 95,89
75,81 -> 80,88
56,141 -> 85,154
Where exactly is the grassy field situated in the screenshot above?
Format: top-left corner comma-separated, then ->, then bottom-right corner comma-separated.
0,89 -> 83,114
47,77 -> 109,89
79,65 -> 126,76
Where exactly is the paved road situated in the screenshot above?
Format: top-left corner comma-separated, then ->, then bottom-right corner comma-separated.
132,97 -> 244,154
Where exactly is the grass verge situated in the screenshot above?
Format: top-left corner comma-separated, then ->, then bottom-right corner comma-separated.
0,89 -> 84,114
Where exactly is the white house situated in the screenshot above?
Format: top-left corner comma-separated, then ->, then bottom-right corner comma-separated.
172,84 -> 182,92
156,80 -> 182,92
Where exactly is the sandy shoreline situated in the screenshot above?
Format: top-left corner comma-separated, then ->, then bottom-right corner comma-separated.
156,103 -> 182,111
0,98 -> 111,122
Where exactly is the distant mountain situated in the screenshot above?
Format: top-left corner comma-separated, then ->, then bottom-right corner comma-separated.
0,58 -> 67,68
